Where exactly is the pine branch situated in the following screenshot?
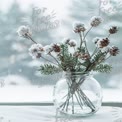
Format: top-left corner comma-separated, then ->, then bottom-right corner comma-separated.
38,64 -> 62,75
77,47 -> 85,53
60,44 -> 69,56
75,66 -> 86,73
81,60 -> 91,67
60,54 -> 78,71
59,44 -> 77,71
91,51 -> 104,62
93,64 -> 112,73
85,51 -> 105,71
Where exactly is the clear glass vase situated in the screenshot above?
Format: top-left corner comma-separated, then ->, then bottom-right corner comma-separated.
53,72 -> 102,116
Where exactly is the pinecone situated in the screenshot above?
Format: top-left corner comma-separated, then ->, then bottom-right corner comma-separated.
52,44 -> 61,52
99,38 -> 110,48
109,46 -> 119,56
81,53 -> 90,60
109,26 -> 118,34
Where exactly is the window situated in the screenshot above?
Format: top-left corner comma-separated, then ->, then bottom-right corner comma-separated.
0,0 -> 122,105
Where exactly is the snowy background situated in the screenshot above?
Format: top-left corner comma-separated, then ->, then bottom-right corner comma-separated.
0,0 -> 122,102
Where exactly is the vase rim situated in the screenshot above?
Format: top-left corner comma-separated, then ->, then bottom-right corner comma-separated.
63,71 -> 90,76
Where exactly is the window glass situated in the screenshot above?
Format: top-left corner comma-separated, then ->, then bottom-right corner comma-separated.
0,0 -> 121,103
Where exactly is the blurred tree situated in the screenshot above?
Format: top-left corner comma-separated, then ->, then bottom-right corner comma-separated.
0,1 -> 60,85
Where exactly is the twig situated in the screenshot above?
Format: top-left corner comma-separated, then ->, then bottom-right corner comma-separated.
27,35 -> 37,44
49,54 -> 60,65
59,74 -> 96,113
74,92 -> 83,109
83,26 -> 93,41
83,32 -> 90,56
72,94 -> 74,114
90,47 -> 98,58
78,88 -> 96,112
105,55 -> 111,61
107,33 -> 111,38
41,56 -> 58,65
60,82 -> 71,110
79,32 -> 83,49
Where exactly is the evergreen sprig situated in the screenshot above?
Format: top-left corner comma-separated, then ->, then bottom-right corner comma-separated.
91,51 -> 104,62
38,64 -> 62,75
59,44 -> 77,71
93,64 -> 112,73
17,19 -> 119,76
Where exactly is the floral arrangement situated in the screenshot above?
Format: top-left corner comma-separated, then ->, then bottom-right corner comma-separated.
17,16 -> 120,115
17,16 -> 119,75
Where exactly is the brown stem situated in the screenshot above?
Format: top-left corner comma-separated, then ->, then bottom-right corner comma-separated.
83,32 -> 90,57
41,56 -> 58,65
72,94 -> 74,114
49,54 -> 60,65
27,35 -> 37,44
74,92 -> 83,109
107,33 -> 111,38
90,47 -> 98,59
78,88 -> 96,112
83,26 -> 93,41
59,76 -> 96,113
79,32 -> 83,49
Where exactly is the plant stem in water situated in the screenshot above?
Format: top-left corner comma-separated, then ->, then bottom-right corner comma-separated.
72,94 -> 74,114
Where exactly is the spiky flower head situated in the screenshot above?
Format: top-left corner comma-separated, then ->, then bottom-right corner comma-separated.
109,46 -> 119,56
29,44 -> 44,59
17,25 -> 32,38
109,26 -> 118,34
73,21 -> 86,33
90,16 -> 102,27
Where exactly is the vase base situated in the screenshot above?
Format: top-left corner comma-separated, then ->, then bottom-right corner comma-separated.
58,107 -> 98,117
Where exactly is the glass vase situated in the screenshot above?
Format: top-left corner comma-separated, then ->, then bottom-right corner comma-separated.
53,72 -> 102,116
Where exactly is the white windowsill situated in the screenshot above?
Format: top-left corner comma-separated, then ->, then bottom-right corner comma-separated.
0,86 -> 122,103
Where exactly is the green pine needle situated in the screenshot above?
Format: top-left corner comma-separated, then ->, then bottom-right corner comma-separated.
38,64 -> 62,75
93,64 -> 112,73
92,51 -> 104,62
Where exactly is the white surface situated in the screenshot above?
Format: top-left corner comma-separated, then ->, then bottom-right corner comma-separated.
0,106 -> 122,122
0,86 -> 122,103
